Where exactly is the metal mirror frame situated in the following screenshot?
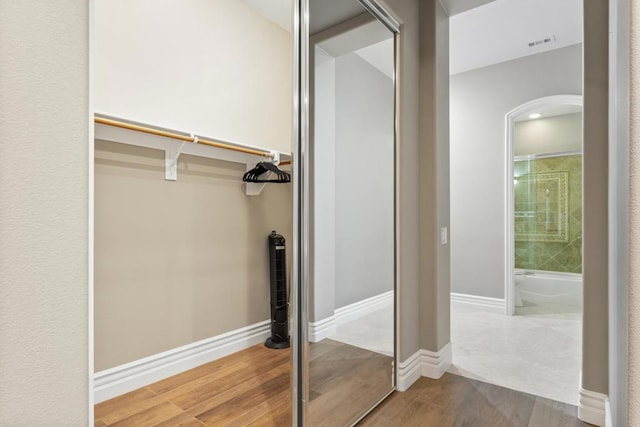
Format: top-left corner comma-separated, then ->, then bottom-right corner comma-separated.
292,0 -> 401,425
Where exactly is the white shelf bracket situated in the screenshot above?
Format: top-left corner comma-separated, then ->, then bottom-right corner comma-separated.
270,150 -> 280,165
165,135 -> 195,181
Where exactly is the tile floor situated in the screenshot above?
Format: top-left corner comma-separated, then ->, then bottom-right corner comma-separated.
328,297 -> 582,406
450,301 -> 582,405
330,304 -> 394,357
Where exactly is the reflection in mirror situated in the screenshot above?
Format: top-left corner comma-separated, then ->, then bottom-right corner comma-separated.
308,1 -> 396,424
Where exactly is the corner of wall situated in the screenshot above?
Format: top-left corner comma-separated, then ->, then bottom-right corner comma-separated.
578,387 -> 608,427
397,343 -> 452,392
417,0 -> 451,354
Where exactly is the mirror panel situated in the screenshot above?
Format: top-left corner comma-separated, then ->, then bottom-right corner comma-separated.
307,1 -> 397,424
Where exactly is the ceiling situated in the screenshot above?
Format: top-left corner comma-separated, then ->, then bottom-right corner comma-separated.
241,0 -> 292,32
514,104 -> 582,122
242,0 -> 366,34
354,39 -> 394,79
244,0 -> 499,34
440,0 -> 495,16
450,0 -> 583,75
316,18 -> 393,79
242,0 -> 583,77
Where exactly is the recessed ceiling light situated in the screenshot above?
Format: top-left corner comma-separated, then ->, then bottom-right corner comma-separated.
529,113 -> 541,120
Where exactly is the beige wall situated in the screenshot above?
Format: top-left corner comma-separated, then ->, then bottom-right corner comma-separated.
629,0 -> 640,423
419,0 -> 451,352
582,0 -> 609,396
384,0 -> 422,361
0,0 -> 89,423
95,143 -> 292,371
95,0 -> 293,154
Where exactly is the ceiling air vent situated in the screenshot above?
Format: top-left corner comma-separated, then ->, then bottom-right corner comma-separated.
527,35 -> 556,48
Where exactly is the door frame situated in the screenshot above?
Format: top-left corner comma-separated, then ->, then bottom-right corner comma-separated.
504,94 -> 583,316
607,0 -> 631,424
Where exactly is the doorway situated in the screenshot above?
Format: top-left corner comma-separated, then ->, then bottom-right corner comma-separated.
506,95 -> 584,316
448,0 -> 584,407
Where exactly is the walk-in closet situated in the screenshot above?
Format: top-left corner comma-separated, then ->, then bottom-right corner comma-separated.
93,1 -> 398,425
93,0 -> 294,424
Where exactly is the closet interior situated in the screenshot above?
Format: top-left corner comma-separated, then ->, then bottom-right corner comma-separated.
93,0 -> 294,425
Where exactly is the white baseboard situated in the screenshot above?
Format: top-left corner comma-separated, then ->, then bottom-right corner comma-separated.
397,343 -> 452,392
579,387 -> 608,426
308,316 -> 336,343
397,350 -> 422,392
94,320 -> 271,403
335,291 -> 394,325
451,292 -> 505,313
309,291 -> 393,343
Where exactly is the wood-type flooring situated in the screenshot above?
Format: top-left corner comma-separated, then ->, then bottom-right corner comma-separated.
95,341 -> 591,426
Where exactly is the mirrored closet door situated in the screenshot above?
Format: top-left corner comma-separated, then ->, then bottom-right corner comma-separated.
298,0 -> 399,424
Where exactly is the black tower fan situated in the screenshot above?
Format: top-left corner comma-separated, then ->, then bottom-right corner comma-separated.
265,231 -> 290,349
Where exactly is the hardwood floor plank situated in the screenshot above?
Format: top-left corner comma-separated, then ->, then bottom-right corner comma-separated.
195,372 -> 290,425
309,377 -> 387,427
148,360 -> 251,397
245,400 -> 291,427
309,342 -> 391,397
95,342 -> 589,427
356,388 -> 422,425
471,379 -> 537,426
153,360 -> 253,404
307,338 -> 393,426
427,377 -> 532,427
108,401 -> 184,427
415,373 -> 477,410
94,386 -> 158,421
154,364 -> 289,427
151,407 -> 210,427
147,345 -> 281,395
414,372 -> 535,426
173,418 -> 207,426
391,398 -> 447,427
96,388 -> 168,425
170,359 -> 289,410
220,388 -> 290,427
528,397 -> 593,427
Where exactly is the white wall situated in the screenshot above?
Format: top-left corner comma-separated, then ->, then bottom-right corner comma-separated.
312,46 -> 394,318
312,47 -> 336,322
95,0 -> 292,154
0,1 -> 89,423
450,44 -> 582,298
514,113 -> 582,156
334,52 -> 394,308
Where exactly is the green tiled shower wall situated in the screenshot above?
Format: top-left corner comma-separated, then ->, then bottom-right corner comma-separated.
514,154 -> 582,273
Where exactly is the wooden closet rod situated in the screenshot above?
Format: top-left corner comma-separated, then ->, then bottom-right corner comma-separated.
95,116 -> 292,165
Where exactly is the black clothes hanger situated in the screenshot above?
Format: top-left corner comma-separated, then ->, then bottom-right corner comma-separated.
243,161 -> 291,183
